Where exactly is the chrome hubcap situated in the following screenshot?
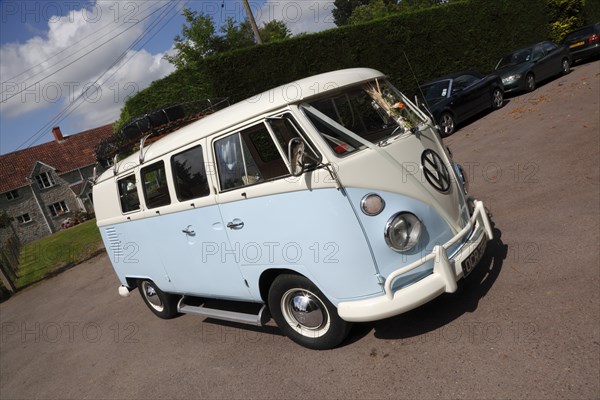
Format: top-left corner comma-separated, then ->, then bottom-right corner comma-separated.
441,115 -> 453,134
142,281 -> 164,312
493,90 -> 503,107
527,76 -> 535,90
281,288 -> 330,337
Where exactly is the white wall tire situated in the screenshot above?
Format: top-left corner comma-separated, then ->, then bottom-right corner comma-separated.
138,280 -> 179,319
268,274 -> 351,350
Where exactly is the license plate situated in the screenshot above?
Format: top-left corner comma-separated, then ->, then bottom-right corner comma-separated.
462,236 -> 487,277
570,41 -> 585,48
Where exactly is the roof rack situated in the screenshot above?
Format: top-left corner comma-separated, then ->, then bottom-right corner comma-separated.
95,98 -> 229,168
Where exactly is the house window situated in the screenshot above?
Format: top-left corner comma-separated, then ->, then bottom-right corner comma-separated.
36,172 -> 56,189
17,214 -> 32,224
48,201 -> 69,217
5,190 -> 19,200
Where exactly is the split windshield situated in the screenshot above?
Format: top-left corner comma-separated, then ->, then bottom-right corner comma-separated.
302,79 -> 424,156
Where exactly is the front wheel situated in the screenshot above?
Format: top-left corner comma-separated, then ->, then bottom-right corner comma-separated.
138,279 -> 180,319
491,87 -> 504,110
525,73 -> 536,92
268,274 -> 351,350
438,112 -> 455,137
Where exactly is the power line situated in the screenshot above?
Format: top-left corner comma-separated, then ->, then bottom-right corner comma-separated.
16,1 -> 184,150
0,1 -> 157,92
52,1 -> 186,129
2,2 -> 172,104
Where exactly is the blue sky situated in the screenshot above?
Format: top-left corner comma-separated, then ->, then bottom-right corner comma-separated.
0,0 -> 336,155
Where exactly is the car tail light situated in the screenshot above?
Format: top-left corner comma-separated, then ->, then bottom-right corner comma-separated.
590,34 -> 599,43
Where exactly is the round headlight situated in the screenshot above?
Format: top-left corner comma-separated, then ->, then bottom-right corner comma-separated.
385,212 -> 422,252
361,193 -> 385,216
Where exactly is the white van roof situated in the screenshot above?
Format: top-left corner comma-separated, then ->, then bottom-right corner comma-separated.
101,68 -> 385,180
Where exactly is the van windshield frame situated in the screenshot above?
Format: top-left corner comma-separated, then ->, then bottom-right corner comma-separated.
301,79 -> 426,157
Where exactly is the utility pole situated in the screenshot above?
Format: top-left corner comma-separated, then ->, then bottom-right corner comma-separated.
242,0 -> 263,44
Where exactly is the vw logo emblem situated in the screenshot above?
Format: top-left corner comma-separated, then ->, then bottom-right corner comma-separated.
421,150 -> 451,193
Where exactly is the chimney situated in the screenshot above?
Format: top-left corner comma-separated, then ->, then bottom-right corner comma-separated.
52,126 -> 64,142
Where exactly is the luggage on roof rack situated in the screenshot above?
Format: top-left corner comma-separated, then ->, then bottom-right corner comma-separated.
95,98 -> 229,165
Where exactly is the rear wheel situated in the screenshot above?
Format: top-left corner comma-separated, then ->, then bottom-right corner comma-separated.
439,112 -> 455,137
268,274 -> 351,350
491,88 -> 504,110
138,279 -> 180,319
525,73 -> 536,92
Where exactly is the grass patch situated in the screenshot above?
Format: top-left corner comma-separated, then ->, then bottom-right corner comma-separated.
16,220 -> 104,289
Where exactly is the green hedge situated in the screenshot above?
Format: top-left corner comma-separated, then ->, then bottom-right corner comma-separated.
116,0 -> 550,130
583,0 -> 600,23
200,0 -> 550,101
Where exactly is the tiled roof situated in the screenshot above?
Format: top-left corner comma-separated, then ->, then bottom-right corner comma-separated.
0,124 -> 114,193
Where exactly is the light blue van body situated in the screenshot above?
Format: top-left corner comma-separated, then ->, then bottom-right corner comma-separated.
95,68 -> 491,329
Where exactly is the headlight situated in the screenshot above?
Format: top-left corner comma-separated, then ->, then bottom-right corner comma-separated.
361,193 -> 385,216
502,74 -> 521,84
384,212 -> 422,252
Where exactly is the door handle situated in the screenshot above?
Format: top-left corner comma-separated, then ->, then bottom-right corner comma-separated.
182,226 -> 195,236
227,220 -> 244,230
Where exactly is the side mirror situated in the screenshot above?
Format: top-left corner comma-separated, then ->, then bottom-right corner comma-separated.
288,138 -> 306,177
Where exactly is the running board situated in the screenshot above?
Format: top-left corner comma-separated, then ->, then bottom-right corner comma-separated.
177,297 -> 270,327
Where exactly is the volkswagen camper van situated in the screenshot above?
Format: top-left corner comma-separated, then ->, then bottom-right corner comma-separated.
93,68 -> 492,349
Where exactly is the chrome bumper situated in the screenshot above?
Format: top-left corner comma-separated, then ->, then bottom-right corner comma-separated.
338,200 -> 492,322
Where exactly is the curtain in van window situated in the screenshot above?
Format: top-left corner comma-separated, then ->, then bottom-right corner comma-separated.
216,133 -> 246,190
218,134 -> 239,171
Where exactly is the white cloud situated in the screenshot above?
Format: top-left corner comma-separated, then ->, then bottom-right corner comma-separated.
69,48 -> 175,128
0,0 -> 176,124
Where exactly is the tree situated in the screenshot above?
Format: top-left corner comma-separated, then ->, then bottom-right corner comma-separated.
259,20 -> 292,43
546,0 -> 584,41
165,8 -> 292,70
214,17 -> 255,53
163,9 -> 219,69
332,0 -> 371,26
347,0 -> 399,25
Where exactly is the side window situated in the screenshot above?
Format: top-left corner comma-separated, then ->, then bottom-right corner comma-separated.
171,145 -> 210,201
214,123 -> 288,191
141,161 -> 171,209
118,175 -> 140,213
532,45 -> 544,60
542,41 -> 557,53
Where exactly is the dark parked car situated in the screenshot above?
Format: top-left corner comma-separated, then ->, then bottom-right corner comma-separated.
561,22 -> 600,63
417,71 -> 504,136
495,40 -> 571,94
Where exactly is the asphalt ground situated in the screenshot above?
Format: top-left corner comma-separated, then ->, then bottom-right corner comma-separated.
1,60 -> 598,400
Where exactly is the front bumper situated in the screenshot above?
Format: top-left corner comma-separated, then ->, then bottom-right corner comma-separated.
338,200 -> 492,322
502,79 -> 525,94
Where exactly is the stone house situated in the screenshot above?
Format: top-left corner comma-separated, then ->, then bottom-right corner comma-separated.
0,124 -> 114,244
